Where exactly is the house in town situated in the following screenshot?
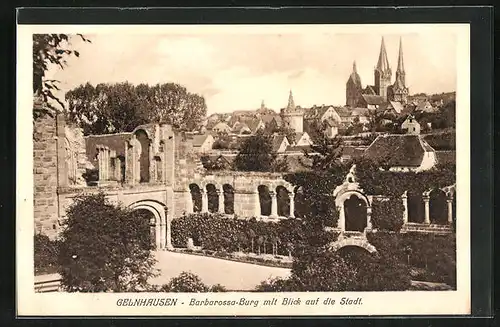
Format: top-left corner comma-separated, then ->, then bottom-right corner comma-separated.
211,122 -> 232,134
363,134 -> 436,172
401,114 -> 421,135
272,135 -> 291,153
294,132 -> 313,146
189,134 -> 215,153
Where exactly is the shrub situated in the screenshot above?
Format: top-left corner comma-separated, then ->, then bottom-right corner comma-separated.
401,232 -> 456,288
160,272 -> 227,292
57,193 -> 157,292
371,197 -> 405,232
34,233 -> 59,275
160,272 -> 208,292
424,131 -> 455,150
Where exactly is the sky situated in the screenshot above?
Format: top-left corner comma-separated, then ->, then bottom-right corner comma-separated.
47,27 -> 458,115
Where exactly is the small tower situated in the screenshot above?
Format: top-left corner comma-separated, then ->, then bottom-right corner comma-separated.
280,90 -> 304,133
374,37 -> 392,101
391,37 -> 409,104
346,60 -> 363,107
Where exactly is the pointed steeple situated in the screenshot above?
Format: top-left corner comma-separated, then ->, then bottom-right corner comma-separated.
397,37 -> 405,73
260,99 -> 265,111
287,89 -> 295,111
376,37 -> 391,73
353,60 -> 357,73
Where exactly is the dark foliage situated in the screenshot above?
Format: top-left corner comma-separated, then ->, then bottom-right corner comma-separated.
65,82 -> 207,135
371,197 -> 405,232
34,234 -> 59,275
233,134 -> 282,172
57,193 -> 157,292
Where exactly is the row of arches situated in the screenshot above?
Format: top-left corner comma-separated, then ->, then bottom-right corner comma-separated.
405,189 -> 455,225
188,183 -> 308,218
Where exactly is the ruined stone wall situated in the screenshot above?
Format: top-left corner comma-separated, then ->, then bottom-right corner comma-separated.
33,114 -> 60,238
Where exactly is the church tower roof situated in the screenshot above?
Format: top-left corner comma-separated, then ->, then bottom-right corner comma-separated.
286,89 -> 296,111
376,37 -> 391,73
348,60 -> 362,87
396,37 -> 405,73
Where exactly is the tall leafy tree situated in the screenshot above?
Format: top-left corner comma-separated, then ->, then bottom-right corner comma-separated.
33,34 -> 91,118
233,133 -> 277,172
65,82 -> 207,135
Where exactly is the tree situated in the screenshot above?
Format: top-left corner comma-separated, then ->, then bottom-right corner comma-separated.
57,193 -> 157,292
233,134 -> 277,172
33,34 -> 91,118
65,82 -> 207,135
302,126 -> 344,171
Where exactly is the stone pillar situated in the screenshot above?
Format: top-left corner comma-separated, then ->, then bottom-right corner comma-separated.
254,191 -> 261,217
402,192 -> 408,224
447,197 -> 453,225
164,206 -> 172,250
423,195 -> 430,224
201,189 -> 209,213
97,148 -> 103,181
270,191 -> 278,218
218,188 -> 225,214
185,189 -> 194,214
366,206 -> 372,230
338,205 -> 345,231
289,192 -> 295,218
103,148 -> 108,180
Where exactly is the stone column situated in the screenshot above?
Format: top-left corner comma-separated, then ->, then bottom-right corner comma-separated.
163,206 -> 172,250
103,148 -> 108,180
338,205 -> 345,231
185,189 -> 194,214
254,191 -> 261,217
288,192 -> 295,218
217,188 -> 225,214
366,206 -> 373,230
402,192 -> 408,224
447,197 -> 453,225
423,195 -> 430,224
97,148 -> 103,181
270,191 -> 278,218
201,189 -> 209,213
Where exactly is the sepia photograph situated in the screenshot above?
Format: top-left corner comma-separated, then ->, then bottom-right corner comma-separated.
17,22 -> 470,316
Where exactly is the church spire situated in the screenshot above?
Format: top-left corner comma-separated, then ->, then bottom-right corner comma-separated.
376,37 -> 391,73
397,37 -> 405,73
260,99 -> 265,111
287,89 -> 295,111
353,60 -> 357,73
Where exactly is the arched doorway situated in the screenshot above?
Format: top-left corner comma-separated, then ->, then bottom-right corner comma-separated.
223,184 -> 234,215
429,189 -> 448,224
133,209 -> 157,250
189,183 -> 202,213
258,185 -> 271,216
344,194 -> 367,232
276,186 -> 290,217
407,190 -> 425,223
135,129 -> 150,183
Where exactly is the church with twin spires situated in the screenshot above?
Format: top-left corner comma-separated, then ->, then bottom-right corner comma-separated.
346,37 -> 409,108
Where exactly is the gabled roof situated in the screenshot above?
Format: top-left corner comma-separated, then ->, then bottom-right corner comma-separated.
272,135 -> 288,152
363,134 -> 435,167
260,113 -> 281,124
238,117 -> 263,133
304,105 -> 333,119
364,85 -> 376,95
191,134 -> 212,147
232,121 -> 251,134
361,94 -> 386,106
335,106 -> 352,118
389,101 -> 404,113
212,122 -> 232,131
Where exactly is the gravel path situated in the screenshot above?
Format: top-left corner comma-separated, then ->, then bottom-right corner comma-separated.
150,251 -> 291,291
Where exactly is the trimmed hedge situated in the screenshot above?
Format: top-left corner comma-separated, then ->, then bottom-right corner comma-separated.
159,272 -> 227,292
171,213 -> 308,256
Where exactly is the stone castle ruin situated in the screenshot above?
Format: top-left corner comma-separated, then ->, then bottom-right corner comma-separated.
33,100 -> 455,252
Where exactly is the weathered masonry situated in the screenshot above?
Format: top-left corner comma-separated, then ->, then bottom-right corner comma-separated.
33,99 -> 455,252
